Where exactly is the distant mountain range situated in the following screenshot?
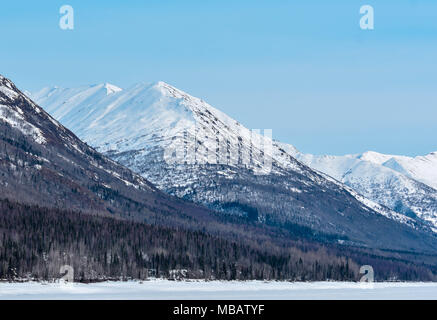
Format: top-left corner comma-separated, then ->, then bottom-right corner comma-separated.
286,148 -> 437,231
29,80 -> 437,252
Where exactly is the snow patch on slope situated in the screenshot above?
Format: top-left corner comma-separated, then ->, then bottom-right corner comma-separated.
0,105 -> 46,144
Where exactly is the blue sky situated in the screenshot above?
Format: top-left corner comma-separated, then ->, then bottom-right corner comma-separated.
1,0 -> 436,156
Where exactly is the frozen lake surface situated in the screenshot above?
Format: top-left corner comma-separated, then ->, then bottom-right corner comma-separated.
1,280 -> 437,300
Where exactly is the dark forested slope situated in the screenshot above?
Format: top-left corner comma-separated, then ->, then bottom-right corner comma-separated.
1,199 -> 436,282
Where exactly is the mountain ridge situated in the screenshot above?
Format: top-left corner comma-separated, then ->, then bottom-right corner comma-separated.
283,144 -> 437,231
30,80 -> 437,251
0,75 -> 227,231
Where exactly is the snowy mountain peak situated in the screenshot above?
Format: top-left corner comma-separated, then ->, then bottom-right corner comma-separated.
87,83 -> 123,96
154,81 -> 186,95
358,151 -> 392,164
152,81 -> 209,109
0,75 -> 12,86
0,75 -> 21,100
0,75 -> 49,144
102,83 -> 123,95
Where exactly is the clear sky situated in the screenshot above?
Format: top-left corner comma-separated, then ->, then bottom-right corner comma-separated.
1,0 -> 436,156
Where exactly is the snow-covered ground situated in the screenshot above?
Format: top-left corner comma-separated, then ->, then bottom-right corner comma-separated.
1,280 -> 437,300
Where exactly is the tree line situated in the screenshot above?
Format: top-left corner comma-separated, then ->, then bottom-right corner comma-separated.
0,199 -> 358,282
1,199 -> 435,282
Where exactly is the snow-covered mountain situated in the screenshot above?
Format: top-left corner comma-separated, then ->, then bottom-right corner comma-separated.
30,81 -> 437,250
359,151 -> 437,190
31,82 -> 276,175
280,146 -> 437,230
0,75 -> 230,231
